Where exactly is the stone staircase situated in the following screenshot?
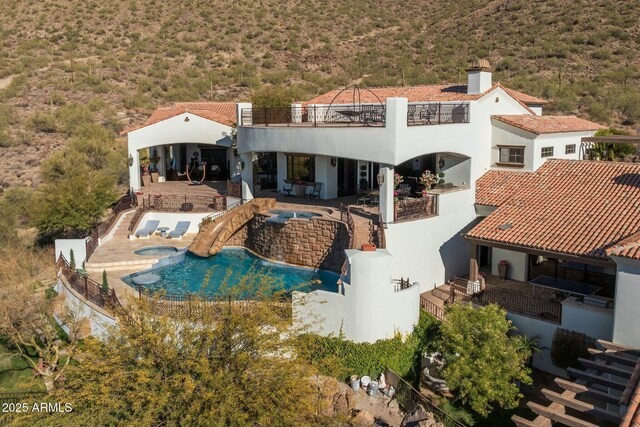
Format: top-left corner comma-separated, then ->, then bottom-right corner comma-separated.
110,209 -> 137,240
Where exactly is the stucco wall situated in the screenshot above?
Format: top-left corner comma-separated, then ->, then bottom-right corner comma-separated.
293,249 -> 420,343
55,277 -> 117,340
54,239 -> 88,265
385,189 -> 478,292
612,256 -> 640,347
491,248 -> 528,281
225,215 -> 349,272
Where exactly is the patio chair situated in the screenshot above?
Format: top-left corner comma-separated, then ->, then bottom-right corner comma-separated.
304,182 -> 322,199
135,220 -> 160,238
282,180 -> 294,196
167,221 -> 190,239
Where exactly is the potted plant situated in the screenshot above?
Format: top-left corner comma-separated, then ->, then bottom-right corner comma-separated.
140,159 -> 151,187
498,260 -> 509,280
359,165 -> 368,190
135,191 -> 144,206
149,152 -> 161,183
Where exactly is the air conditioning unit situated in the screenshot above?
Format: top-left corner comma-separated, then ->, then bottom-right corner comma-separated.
583,295 -> 610,308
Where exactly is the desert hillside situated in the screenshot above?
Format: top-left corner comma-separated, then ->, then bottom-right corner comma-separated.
0,0 -> 638,187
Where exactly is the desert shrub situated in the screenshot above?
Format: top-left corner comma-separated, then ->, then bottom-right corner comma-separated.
28,111 -> 57,133
295,312 -> 440,384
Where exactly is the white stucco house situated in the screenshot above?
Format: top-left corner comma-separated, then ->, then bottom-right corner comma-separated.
124,102 -> 240,190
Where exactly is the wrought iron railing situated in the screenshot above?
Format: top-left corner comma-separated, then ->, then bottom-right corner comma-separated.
56,254 -> 122,311
420,295 -> 446,321
376,213 -> 386,249
475,286 -> 562,324
199,198 -> 243,229
394,194 -> 438,222
394,277 -> 414,292
241,105 -> 386,127
227,180 -> 242,198
85,194 -> 136,260
407,103 -> 470,126
136,288 -> 291,319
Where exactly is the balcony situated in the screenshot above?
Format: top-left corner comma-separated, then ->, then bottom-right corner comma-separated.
407,103 -> 470,126
240,105 -> 386,127
394,194 -> 438,222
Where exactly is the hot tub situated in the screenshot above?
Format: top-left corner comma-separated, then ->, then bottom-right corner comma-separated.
134,246 -> 180,256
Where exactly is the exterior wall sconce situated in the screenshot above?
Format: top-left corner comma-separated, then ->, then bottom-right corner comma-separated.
495,97 -> 499,103
438,157 -> 445,169
377,170 -> 385,185
330,157 -> 337,167
240,160 -> 245,170
128,153 -> 134,167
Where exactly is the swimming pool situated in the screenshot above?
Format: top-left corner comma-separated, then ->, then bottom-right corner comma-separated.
122,248 -> 339,297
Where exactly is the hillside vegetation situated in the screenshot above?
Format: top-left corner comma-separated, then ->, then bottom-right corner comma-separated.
0,0 -> 638,187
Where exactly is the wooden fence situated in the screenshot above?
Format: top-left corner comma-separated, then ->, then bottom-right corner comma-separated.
420,295 -> 446,321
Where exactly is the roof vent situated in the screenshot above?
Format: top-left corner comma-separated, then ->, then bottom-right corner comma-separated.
498,223 -> 512,231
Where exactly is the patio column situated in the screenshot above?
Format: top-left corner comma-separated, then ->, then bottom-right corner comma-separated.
469,242 -> 479,282
379,164 -> 394,224
129,149 -> 141,191
240,151 -> 254,202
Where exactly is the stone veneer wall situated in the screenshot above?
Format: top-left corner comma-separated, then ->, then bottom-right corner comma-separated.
224,215 -> 349,273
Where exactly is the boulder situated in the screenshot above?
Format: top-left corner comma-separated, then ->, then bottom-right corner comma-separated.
400,405 -> 439,427
350,410 -> 375,426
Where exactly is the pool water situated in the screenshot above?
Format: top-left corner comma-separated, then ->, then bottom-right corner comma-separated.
269,210 -> 321,219
134,246 -> 180,256
122,248 -> 339,297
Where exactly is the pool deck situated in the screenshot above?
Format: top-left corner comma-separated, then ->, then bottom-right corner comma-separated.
85,194 -> 379,304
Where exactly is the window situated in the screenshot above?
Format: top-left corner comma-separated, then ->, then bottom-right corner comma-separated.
541,146 -> 554,158
498,146 -> 525,165
286,155 -> 315,181
565,144 -> 576,154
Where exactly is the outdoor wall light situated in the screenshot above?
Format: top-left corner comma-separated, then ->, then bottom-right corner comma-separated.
377,170 -> 385,185
438,157 -> 445,169
330,157 -> 337,167
128,153 -> 134,167
240,160 -> 245,170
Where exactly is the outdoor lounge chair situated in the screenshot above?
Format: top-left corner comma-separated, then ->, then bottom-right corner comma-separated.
282,180 -> 294,196
304,182 -> 322,199
135,220 -> 160,238
167,221 -> 190,239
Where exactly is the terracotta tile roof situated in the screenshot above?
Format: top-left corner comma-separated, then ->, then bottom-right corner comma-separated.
469,159 -> 640,260
122,102 -> 237,134
621,361 -> 640,427
492,115 -> 603,135
304,83 -> 543,107
475,170 -> 537,207
502,87 -> 548,105
606,231 -> 640,261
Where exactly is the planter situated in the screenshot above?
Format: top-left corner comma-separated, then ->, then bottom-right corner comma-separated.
498,263 -> 509,280
142,175 -> 151,187
294,183 -> 305,198
135,192 -> 144,206
151,172 -> 159,183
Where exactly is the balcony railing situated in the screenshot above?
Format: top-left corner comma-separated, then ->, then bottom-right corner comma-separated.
394,194 -> 438,222
407,103 -> 470,126
240,105 -> 386,127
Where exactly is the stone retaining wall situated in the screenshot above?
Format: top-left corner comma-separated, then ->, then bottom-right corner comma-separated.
225,215 -> 349,272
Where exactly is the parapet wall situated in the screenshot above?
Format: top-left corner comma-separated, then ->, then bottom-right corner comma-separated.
225,215 -> 349,272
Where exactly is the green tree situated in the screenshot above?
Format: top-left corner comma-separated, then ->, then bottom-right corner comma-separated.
101,270 -> 108,292
590,128 -> 636,161
251,85 -> 306,108
22,285 -> 319,426
440,303 -> 532,417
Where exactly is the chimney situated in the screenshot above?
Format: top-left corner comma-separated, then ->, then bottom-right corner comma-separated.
466,58 -> 492,95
